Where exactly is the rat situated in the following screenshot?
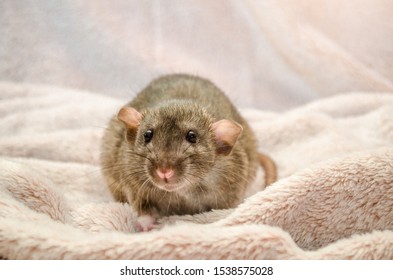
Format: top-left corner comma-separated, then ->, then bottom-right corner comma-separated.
100,74 -> 276,232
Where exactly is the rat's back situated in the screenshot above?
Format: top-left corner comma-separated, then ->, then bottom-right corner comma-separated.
129,74 -> 242,122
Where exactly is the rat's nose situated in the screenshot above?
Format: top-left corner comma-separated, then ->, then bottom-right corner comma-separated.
156,167 -> 174,179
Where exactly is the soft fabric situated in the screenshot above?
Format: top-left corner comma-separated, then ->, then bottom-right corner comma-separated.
0,83 -> 392,259
1,0 -> 393,111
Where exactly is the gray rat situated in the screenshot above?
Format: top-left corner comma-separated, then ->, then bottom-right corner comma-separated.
100,74 -> 276,231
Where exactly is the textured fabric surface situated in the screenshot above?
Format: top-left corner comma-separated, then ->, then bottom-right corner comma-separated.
0,83 -> 392,259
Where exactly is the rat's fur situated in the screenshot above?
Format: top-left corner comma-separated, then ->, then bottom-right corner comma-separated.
101,74 -> 263,228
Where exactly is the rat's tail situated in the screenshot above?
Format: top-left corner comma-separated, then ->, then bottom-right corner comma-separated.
258,153 -> 277,187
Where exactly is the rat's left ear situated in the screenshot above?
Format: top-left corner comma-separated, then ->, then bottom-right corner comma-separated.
212,119 -> 243,156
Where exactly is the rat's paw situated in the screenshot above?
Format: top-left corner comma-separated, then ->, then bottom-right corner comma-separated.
135,215 -> 158,232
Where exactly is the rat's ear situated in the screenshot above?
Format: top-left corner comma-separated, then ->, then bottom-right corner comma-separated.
212,119 -> 243,156
117,107 -> 143,142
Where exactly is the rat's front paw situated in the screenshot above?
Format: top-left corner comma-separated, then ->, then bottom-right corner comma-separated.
135,215 -> 158,232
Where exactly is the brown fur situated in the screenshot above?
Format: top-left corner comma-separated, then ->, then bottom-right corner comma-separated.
100,74 -> 275,218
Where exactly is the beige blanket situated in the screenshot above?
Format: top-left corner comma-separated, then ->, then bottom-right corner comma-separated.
0,82 -> 392,259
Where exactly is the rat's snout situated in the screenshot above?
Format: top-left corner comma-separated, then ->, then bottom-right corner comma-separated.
156,167 -> 174,179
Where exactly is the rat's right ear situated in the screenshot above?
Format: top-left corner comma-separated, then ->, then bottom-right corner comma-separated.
117,107 -> 142,142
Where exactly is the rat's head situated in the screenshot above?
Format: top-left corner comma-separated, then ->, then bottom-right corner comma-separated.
117,101 -> 242,192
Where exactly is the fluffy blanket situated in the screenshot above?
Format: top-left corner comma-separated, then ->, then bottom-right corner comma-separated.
0,82 -> 392,259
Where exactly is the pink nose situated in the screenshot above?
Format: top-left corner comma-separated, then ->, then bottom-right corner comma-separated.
156,168 -> 174,179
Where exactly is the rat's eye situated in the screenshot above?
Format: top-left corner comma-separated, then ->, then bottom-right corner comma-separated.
186,130 -> 197,143
144,129 -> 154,143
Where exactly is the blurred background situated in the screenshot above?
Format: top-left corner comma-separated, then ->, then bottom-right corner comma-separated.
1,0 -> 392,111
